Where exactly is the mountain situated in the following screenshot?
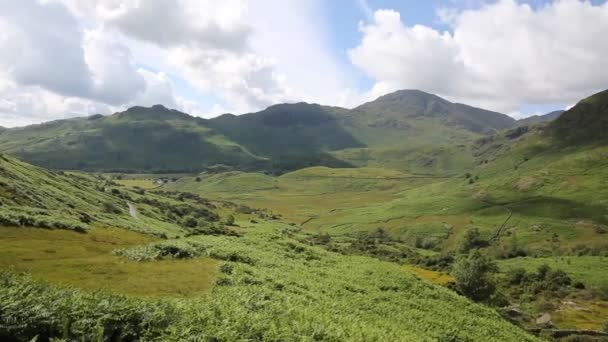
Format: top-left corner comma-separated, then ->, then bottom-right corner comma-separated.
549,89 -> 608,143
329,90 -> 516,174
352,90 -> 515,134
0,105 -> 265,173
517,110 -> 564,126
0,90 -> 516,174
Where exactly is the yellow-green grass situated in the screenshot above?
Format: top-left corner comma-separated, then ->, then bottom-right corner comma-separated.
552,300 -> 608,331
0,227 -> 218,297
403,265 -> 454,285
116,179 -> 161,189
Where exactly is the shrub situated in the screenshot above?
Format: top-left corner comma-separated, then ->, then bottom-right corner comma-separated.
451,250 -> 498,302
506,268 -> 528,285
220,263 -> 234,274
195,176 -> 201,182
102,201 -> 121,214
458,228 -> 488,254
182,216 -> 198,228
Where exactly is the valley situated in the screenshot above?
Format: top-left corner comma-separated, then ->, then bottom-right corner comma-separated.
0,89 -> 607,341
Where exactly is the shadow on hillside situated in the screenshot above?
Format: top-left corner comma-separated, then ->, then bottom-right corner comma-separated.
209,103 -> 366,157
503,196 -> 608,224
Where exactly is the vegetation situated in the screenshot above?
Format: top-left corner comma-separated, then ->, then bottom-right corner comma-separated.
2,89 -> 608,339
0,223 -> 539,341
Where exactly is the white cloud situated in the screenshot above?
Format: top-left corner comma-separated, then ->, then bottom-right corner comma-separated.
61,0 -> 350,114
84,29 -> 146,105
350,0 -> 608,114
0,0 -> 92,98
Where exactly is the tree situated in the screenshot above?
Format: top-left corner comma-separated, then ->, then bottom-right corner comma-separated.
458,228 -> 488,254
451,250 -> 498,302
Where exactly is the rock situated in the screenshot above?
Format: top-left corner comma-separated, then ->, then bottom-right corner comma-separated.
536,313 -> 552,325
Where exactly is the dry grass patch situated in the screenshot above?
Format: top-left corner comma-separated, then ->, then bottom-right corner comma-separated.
0,227 -> 218,297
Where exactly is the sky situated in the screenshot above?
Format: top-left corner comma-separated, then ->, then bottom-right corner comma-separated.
0,0 -> 607,127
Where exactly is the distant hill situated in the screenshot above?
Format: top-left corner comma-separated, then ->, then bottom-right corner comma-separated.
0,105 -> 263,173
0,90 -> 517,174
517,110 -> 564,126
550,89 -> 608,143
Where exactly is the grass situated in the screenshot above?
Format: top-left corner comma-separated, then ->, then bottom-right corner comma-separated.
0,227 -> 218,297
1,222 -> 540,341
552,300 -> 608,331
497,256 -> 608,288
403,265 -> 454,285
115,178 -> 161,189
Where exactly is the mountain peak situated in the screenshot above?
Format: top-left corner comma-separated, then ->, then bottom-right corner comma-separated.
353,89 -> 514,134
117,105 -> 192,121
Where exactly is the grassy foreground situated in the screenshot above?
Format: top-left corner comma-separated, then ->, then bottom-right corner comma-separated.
1,222 -> 538,341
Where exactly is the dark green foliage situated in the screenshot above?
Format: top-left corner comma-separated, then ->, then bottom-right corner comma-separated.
102,201 -> 121,214
504,264 -> 573,294
310,232 -> 332,245
225,214 -> 235,226
452,250 -> 498,302
458,228 -> 488,254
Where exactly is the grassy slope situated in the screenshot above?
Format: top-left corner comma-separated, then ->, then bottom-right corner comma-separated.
0,153 -> 244,238
0,156 -> 538,340
1,222 -> 538,341
0,227 -> 218,297
174,116 -> 608,254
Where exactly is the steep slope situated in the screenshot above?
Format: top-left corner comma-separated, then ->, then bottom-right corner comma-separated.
549,89 -> 608,143
0,154 -> 223,237
517,110 -> 564,126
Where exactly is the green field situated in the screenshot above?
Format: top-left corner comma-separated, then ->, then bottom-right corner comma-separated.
498,256 -> 608,288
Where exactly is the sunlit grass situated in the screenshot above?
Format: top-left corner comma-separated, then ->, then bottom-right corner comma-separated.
0,227 -> 218,297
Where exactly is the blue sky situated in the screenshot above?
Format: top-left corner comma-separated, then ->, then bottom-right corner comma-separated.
0,0 -> 607,126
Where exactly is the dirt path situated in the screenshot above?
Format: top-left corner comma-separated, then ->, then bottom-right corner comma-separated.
127,202 -> 138,219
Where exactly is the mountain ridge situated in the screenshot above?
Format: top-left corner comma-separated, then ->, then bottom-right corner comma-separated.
0,89 -> 521,173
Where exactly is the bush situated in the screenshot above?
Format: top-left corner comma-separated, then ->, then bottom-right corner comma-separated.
102,201 -> 121,214
195,176 -> 201,182
458,228 -> 488,254
451,250 -> 498,302
506,268 -> 528,285
182,216 -> 198,228
225,215 -> 235,226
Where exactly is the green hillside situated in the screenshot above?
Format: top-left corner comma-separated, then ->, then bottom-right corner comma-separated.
165,90 -> 608,334
0,105 -> 263,173
0,156 -> 540,341
0,90 -> 517,175
549,89 -> 608,143
517,110 -> 564,126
